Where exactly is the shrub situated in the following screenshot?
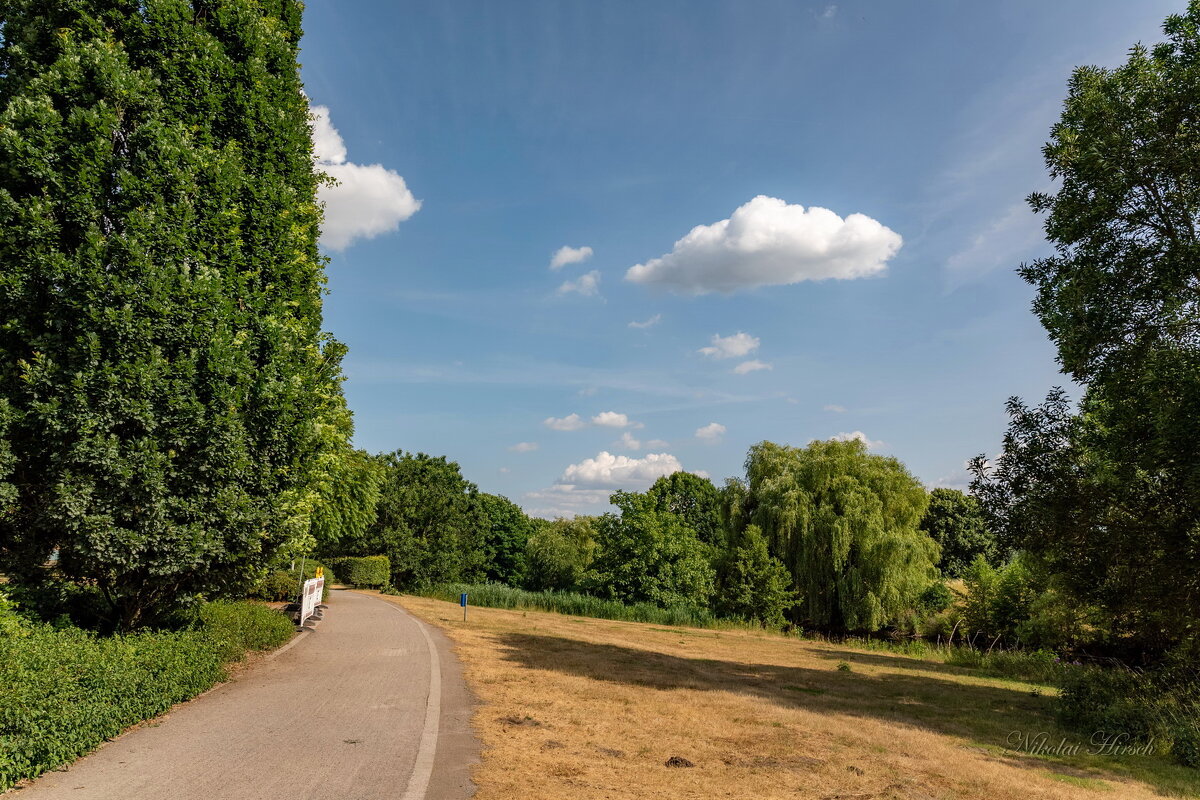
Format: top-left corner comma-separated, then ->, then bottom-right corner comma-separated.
1056,646 -> 1200,767
248,561 -> 335,602
0,601 -> 292,791
0,586 -> 28,638
326,556 -> 390,587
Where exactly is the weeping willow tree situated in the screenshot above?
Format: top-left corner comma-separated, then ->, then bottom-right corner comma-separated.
739,439 -> 937,631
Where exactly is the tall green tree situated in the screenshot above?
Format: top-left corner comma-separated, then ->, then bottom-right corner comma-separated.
523,516 -> 595,592
644,472 -> 724,546
919,488 -> 998,578
0,0 -> 342,629
972,3 -> 1200,654
364,452 -> 482,589
584,491 -> 715,609
742,439 -> 937,631
715,524 -> 796,627
473,492 -> 532,585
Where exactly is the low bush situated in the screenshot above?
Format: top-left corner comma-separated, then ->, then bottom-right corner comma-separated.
0,586 -> 28,638
422,582 -> 725,628
326,556 -> 390,587
0,601 -> 292,791
248,561 -> 336,602
1057,643 -> 1200,767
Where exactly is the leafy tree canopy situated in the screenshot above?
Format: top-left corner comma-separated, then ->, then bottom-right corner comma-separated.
644,471 -> 724,546
524,516 -> 596,592
0,0 -> 342,629
472,493 -> 532,586
742,439 -> 937,631
919,488 -> 998,578
973,4 -> 1200,654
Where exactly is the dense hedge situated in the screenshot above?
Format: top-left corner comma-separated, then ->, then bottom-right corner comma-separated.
0,601 -> 293,791
326,556 -> 390,587
249,562 -> 336,602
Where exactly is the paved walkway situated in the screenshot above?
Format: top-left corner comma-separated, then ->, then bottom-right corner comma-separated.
16,591 -> 477,800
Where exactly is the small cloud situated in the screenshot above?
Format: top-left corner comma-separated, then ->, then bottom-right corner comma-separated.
699,331 -> 760,359
508,441 -> 539,453
629,314 -> 662,329
577,386 -> 598,397
544,413 -> 586,431
592,411 -> 639,428
625,195 -> 901,294
695,422 -> 726,442
821,4 -> 838,19
732,360 -> 772,375
499,467 -> 511,474
786,397 -> 800,405
550,245 -> 594,270
824,404 -> 847,413
646,438 -> 669,448
617,431 -> 641,451
557,269 -> 601,296
831,430 -> 885,450
311,105 -> 421,251
560,451 -> 683,488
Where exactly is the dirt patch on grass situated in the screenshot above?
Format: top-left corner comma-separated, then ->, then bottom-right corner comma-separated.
382,594 -> 1199,800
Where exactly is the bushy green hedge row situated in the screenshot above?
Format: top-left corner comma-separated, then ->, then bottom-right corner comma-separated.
326,556 -> 389,587
248,561 -> 336,602
0,601 -> 293,791
421,582 -> 724,628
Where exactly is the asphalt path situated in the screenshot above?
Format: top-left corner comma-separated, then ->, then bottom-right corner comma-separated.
15,590 -> 477,800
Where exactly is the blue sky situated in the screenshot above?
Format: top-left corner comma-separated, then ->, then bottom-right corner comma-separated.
298,0 -> 1179,518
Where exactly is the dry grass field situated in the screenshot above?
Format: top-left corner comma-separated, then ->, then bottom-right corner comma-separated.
378,593 -> 1200,800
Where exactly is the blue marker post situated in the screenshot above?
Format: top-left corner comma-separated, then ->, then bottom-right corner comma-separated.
460,592 -> 468,622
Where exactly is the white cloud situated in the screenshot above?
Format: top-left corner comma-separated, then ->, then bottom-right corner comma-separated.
557,270 -> 601,296
577,386 -> 598,397
629,314 -> 662,329
695,422 -> 726,441
592,411 -> 639,428
626,195 -> 901,294
732,360 -> 772,375
824,404 -> 847,413
311,105 -> 421,251
523,485 -> 614,519
821,4 -> 838,18
550,245 -> 594,270
831,430 -> 885,450
560,451 -> 683,489
617,431 -> 641,451
508,441 -> 539,453
544,413 -> 586,431
646,438 -> 669,449
699,331 -> 760,359
499,467 -> 511,474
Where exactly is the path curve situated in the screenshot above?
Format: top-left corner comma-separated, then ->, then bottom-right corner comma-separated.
16,590 -> 478,800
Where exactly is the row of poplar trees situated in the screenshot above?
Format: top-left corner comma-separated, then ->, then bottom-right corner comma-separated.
0,1 -> 356,629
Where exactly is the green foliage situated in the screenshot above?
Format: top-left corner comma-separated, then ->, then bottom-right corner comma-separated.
715,525 -> 796,627
0,601 -> 292,791
644,472 -> 724,546
523,517 -> 596,592
1057,651 -> 1200,767
326,555 -> 390,587
916,582 -> 954,614
356,452 -> 484,590
309,447 -> 384,556
585,491 -> 715,609
248,560 -> 335,602
424,582 -> 722,628
0,0 -> 345,629
972,3 -> 1200,655
472,493 -> 533,585
919,488 -> 998,577
0,585 -> 28,638
741,439 -> 938,631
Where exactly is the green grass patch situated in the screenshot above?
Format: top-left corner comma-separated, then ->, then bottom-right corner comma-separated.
0,601 -> 293,791
422,582 -> 735,629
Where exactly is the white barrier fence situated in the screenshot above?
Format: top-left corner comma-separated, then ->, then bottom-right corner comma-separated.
299,575 -> 324,625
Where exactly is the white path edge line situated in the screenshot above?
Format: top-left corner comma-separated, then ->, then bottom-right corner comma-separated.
369,595 -> 442,800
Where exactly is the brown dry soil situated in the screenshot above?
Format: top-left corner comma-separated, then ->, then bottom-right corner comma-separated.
382,593 -> 1200,800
